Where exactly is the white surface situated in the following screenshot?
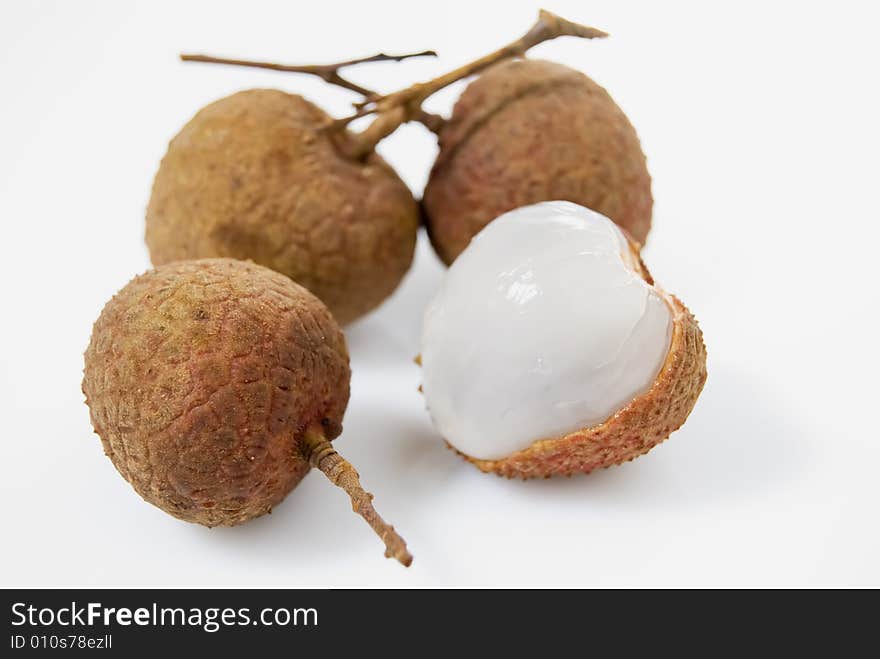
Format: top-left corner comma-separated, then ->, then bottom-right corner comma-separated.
421,202 -> 672,460
0,0 -> 878,587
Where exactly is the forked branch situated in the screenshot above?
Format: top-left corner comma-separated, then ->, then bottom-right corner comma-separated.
181,49 -> 437,97
337,9 -> 608,158
181,49 -> 445,132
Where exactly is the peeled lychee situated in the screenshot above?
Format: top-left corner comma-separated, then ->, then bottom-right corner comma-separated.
146,89 -> 419,325
423,59 -> 653,265
420,202 -> 706,478
83,258 -> 411,564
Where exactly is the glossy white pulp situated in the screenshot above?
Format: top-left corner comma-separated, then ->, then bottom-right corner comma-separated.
420,202 -> 672,460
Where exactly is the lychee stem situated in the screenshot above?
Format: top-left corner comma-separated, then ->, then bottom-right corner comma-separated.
303,429 -> 413,567
180,50 -> 436,97
179,50 -> 446,132
340,9 -> 608,158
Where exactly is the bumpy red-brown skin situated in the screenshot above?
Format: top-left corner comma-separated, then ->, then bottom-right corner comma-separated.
462,296 -> 706,478
82,258 -> 350,526
146,89 -> 419,325
423,59 -> 653,265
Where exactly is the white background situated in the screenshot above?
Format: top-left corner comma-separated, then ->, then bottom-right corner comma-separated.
1,0 -> 878,587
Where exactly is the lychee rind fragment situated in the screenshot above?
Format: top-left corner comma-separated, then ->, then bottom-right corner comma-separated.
461,296 -> 706,478
146,89 -> 419,325
82,258 -> 350,526
423,59 -> 653,265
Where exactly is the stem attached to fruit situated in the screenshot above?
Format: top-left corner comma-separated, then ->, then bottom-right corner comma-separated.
338,9 -> 608,159
180,50 -> 446,131
303,429 -> 413,567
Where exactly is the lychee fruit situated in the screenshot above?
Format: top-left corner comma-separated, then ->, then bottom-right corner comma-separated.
420,202 -> 706,478
83,258 -> 411,565
422,59 -> 653,265
146,89 -> 419,325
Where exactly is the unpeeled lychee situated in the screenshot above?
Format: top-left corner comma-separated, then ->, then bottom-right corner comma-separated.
420,202 -> 706,478
423,59 -> 653,265
83,258 -> 411,564
146,89 -> 419,325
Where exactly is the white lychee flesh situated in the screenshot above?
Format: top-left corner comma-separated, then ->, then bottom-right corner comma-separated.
420,201 -> 673,461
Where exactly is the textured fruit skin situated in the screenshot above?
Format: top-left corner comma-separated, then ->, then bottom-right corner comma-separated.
423,59 -> 653,265
82,258 -> 350,526
146,89 -> 419,325
460,295 -> 706,478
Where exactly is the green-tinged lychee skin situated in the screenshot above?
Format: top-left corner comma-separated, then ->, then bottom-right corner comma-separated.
423,59 -> 653,265
82,258 -> 350,527
146,89 -> 419,325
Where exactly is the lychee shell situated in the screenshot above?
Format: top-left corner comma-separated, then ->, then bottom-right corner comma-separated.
461,295 -> 707,478
82,258 -> 350,526
423,59 -> 653,265
146,89 -> 419,325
